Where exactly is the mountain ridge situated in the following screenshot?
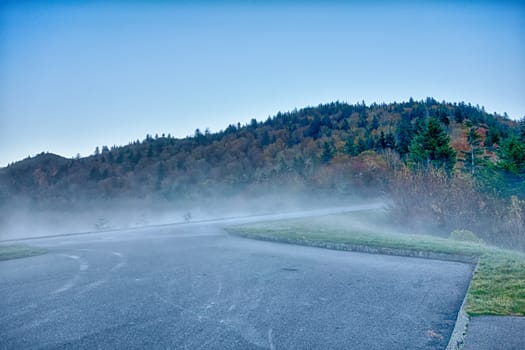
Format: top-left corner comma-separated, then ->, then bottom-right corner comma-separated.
2,98 -> 521,197
2,98 -> 524,249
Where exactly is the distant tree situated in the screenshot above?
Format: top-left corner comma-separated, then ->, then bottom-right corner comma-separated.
378,131 -> 387,149
370,115 -> 380,130
292,155 -> 306,174
194,128 -> 206,145
385,132 -> 396,149
466,127 -> 482,174
454,109 -> 464,123
498,136 -> 525,175
520,117 -> 525,142
341,119 -> 350,130
225,124 -> 237,134
356,137 -> 367,154
357,112 -> 367,128
94,146 -> 100,156
305,116 -> 322,139
395,116 -> 414,156
486,127 -> 501,147
278,157 -> 290,174
344,137 -> 357,156
365,134 -> 375,150
439,113 -> 450,128
89,166 -> 101,181
115,151 -> 124,163
156,162 -> 166,190
409,118 -> 456,171
260,130 -> 271,148
321,141 -> 335,163
132,150 -> 142,165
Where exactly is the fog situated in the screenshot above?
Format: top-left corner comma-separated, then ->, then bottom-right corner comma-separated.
3,183 -> 524,253
0,191 -> 387,241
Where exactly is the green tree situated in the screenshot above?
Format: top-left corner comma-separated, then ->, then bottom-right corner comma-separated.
370,115 -> 380,130
486,127 -> 501,148
499,136 -> 525,175
344,137 -> 357,156
321,141 -> 335,163
395,117 -> 414,156
385,132 -> 396,149
378,131 -> 387,150
356,137 -> 367,154
409,118 -> 456,171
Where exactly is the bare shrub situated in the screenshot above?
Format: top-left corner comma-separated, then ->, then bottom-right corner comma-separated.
388,167 -> 525,250
499,196 -> 525,251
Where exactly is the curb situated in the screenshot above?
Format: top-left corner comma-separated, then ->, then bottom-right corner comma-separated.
227,231 -> 479,264
446,259 -> 480,350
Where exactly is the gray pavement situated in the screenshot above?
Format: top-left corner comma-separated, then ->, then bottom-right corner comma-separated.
463,316 -> 525,350
0,222 -> 473,349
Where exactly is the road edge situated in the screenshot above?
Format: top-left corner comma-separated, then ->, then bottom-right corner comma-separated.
446,259 -> 479,350
226,230 -> 479,264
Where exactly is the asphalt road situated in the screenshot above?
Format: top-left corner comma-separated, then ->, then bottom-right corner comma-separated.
0,215 -> 473,349
463,316 -> 525,350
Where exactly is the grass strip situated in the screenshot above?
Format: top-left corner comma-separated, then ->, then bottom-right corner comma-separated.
0,244 -> 48,261
226,210 -> 525,316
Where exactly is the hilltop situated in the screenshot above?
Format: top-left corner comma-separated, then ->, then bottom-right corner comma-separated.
1,98 -> 524,248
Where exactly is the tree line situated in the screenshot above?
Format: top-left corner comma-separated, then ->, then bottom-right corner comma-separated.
1,98 -> 524,248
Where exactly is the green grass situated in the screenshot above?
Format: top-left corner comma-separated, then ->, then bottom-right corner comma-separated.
0,244 -> 48,261
226,209 -> 525,316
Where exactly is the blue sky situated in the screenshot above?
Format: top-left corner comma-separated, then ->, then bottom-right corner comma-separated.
1,1 -> 524,166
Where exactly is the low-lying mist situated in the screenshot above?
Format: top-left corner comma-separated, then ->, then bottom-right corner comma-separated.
0,190 -> 381,241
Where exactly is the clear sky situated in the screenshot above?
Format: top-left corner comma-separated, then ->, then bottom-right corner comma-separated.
1,1 -> 524,166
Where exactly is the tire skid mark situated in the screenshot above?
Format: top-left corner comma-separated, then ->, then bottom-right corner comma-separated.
216,280 -> 223,298
2,252 -> 90,323
3,249 -> 125,332
14,311 -> 55,333
110,251 -> 126,272
80,251 -> 126,293
53,254 -> 89,294
0,303 -> 37,323
154,291 -> 266,349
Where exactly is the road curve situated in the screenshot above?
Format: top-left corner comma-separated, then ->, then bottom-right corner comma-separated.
0,217 -> 472,349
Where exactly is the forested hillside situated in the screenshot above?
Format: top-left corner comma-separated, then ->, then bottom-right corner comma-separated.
2,98 -> 524,248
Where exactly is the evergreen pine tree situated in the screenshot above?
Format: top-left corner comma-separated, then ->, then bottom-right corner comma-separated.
321,141 -> 335,163
395,117 -> 414,156
409,118 -> 456,171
